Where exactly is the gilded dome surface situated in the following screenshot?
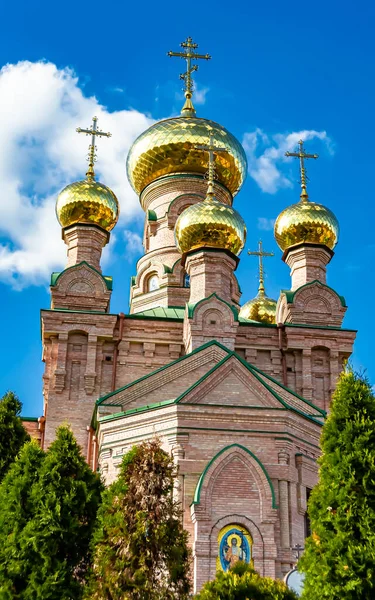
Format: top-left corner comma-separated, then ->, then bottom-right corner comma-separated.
239,295 -> 277,325
274,199 -> 339,252
175,198 -> 246,256
126,117 -> 247,196
56,179 -> 119,232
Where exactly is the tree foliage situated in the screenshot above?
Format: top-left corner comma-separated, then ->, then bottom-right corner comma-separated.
0,391 -> 29,482
0,440 -> 45,599
300,369 -> 375,599
86,438 -> 191,600
0,425 -> 102,599
194,562 -> 298,599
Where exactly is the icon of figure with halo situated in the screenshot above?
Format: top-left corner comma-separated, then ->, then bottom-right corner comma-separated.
224,534 -> 244,569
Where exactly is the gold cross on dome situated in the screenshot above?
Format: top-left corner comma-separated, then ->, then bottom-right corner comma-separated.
248,240 -> 274,296
194,130 -> 226,199
76,116 -> 112,180
285,139 -> 319,200
167,37 -> 211,116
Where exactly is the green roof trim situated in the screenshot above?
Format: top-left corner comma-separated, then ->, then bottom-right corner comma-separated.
148,209 -> 157,221
188,293 -> 239,320
99,398 -> 176,423
50,261 -> 113,291
192,443 -> 277,509
96,339 -> 229,406
21,416 -> 39,422
130,275 -> 136,287
282,280 -> 346,307
285,323 -> 356,332
163,264 -> 173,274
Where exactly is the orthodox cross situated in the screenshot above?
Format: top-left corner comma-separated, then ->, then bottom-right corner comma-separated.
76,116 -> 112,180
168,37 -> 211,115
291,543 -> 304,563
194,130 -> 226,199
285,139 -> 318,200
248,240 -> 274,296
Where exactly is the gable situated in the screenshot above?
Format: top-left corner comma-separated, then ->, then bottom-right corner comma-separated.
179,356 -> 281,409
98,342 -> 230,411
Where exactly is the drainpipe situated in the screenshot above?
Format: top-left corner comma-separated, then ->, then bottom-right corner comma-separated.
278,323 -> 288,386
111,312 -> 125,392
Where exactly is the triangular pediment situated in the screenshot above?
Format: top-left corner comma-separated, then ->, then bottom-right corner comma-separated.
97,341 -> 325,425
178,355 -> 281,408
97,341 -> 230,412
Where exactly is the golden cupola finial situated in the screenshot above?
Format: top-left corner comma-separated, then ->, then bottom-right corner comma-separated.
174,132 -> 246,256
274,139 -> 339,252
168,36 -> 211,117
56,116 -> 119,232
285,139 -> 318,201
76,116 -> 112,181
239,241 -> 277,324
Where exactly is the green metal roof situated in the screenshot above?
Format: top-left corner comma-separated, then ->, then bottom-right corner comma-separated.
282,280 -> 346,307
127,306 -> 185,320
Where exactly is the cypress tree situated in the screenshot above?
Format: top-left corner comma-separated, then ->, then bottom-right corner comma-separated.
0,440 -> 45,599
0,391 -> 30,482
300,369 -> 375,599
21,425 -> 102,599
86,438 -> 191,600
194,562 -> 298,599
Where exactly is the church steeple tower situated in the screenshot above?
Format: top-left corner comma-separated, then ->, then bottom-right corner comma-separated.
274,139 -> 339,290
56,116 -> 119,272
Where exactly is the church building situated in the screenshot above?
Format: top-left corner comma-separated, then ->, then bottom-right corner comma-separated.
30,38 -> 356,592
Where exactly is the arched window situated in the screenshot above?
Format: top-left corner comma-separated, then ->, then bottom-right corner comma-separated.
217,524 -> 253,572
147,274 -> 159,292
183,273 -> 190,288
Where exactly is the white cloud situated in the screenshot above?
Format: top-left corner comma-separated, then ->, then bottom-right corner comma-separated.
243,128 -> 332,194
193,83 -> 209,105
257,217 -> 276,231
0,60 -> 153,289
123,230 -> 143,260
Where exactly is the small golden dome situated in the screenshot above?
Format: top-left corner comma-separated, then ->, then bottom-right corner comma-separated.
126,117 -> 247,197
274,199 -> 339,252
56,179 -> 119,232
175,198 -> 246,256
239,294 -> 277,325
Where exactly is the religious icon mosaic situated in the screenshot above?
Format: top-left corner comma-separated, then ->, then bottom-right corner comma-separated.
217,524 -> 252,572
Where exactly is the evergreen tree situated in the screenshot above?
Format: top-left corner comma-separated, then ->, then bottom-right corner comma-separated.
0,391 -> 30,482
0,425 -> 102,600
300,369 -> 375,599
194,562 -> 298,600
0,440 -> 45,599
86,438 -> 191,600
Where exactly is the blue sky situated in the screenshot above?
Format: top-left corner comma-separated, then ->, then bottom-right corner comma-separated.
0,0 -> 373,416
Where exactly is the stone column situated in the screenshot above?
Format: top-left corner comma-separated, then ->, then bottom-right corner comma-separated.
329,350 -> 340,407
185,249 -> 238,305
278,450 -> 290,550
84,334 -> 97,394
302,349 -> 313,400
283,244 -> 333,291
53,332 -> 68,393
63,224 -> 109,271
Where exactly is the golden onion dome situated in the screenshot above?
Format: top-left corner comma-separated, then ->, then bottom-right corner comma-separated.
126,116 -> 247,197
239,294 -> 277,325
175,197 -> 246,256
56,179 -> 119,232
274,198 -> 339,252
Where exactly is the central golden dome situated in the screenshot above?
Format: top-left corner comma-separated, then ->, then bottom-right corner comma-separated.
239,294 -> 277,324
175,197 -> 246,256
126,117 -> 247,197
274,199 -> 339,252
56,179 -> 119,232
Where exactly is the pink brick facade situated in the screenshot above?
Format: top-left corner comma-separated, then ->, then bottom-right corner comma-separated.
39,167 -> 356,592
